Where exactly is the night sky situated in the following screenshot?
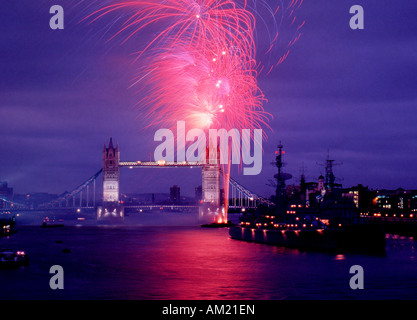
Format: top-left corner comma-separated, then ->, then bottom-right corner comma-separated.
1,0 -> 416,198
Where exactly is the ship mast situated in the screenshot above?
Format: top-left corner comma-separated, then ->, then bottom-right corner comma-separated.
317,150 -> 342,192
275,143 -> 286,216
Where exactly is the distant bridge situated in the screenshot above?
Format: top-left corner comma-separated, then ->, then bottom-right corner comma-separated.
0,195 -> 27,211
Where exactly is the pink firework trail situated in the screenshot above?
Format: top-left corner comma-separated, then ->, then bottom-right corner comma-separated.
84,0 -> 303,132
135,44 -> 267,132
86,1 -> 256,63
85,0 -> 265,132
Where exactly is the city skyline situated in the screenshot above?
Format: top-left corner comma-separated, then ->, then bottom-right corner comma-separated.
1,1 -> 416,197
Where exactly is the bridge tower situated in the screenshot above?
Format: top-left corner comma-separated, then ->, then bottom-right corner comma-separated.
202,143 -> 221,206
103,137 -> 120,203
199,140 -> 225,223
97,137 -> 124,222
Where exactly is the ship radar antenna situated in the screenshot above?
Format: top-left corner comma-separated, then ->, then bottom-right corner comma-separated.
317,150 -> 343,191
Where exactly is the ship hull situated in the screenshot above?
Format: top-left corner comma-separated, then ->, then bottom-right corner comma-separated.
229,224 -> 386,254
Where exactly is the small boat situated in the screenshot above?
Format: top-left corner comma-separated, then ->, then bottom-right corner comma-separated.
0,249 -> 29,268
41,222 -> 64,228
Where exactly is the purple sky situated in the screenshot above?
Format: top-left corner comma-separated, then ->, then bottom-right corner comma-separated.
1,0 -> 417,198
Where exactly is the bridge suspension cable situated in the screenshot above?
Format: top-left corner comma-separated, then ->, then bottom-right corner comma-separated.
220,169 -> 274,207
0,195 -> 28,210
40,169 -> 102,208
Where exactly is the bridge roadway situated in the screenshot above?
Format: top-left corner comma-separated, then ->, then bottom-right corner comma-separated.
0,204 -> 255,213
119,161 -> 205,168
123,205 -> 255,209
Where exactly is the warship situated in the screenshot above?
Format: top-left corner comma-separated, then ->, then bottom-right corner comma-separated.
229,144 -> 386,254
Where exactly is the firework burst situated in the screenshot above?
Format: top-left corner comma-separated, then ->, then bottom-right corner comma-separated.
83,0 -> 304,132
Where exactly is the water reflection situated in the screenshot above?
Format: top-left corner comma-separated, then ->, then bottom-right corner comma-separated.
2,225 -> 417,299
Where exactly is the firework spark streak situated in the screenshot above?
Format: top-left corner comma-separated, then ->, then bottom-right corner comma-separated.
84,0 -> 303,132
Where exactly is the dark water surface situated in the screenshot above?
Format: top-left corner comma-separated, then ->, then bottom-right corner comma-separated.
1,223 -> 417,300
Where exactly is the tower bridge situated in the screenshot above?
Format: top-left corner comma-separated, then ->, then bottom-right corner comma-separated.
98,138 -> 269,223
1,138 -> 274,222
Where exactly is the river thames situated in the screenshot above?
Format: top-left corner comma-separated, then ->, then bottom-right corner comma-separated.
1,212 -> 416,300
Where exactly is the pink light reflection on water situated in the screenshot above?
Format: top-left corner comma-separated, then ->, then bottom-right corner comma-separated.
119,226 -> 298,299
